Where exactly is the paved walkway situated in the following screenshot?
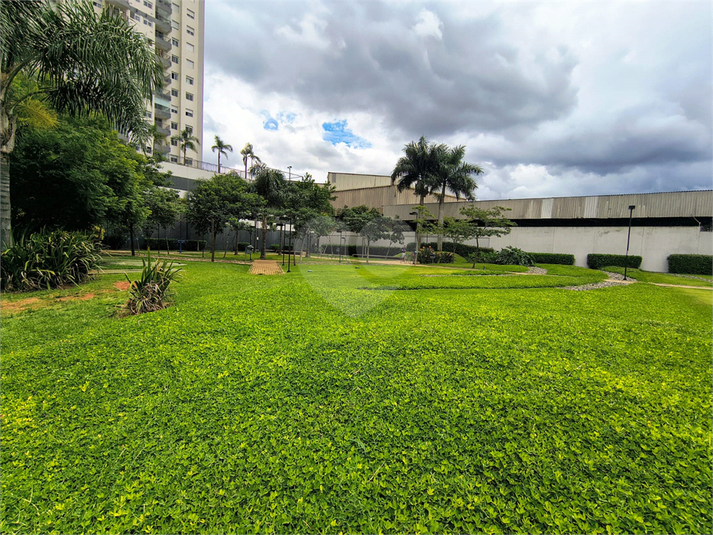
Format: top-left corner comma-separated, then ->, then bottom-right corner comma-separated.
249,260 -> 284,275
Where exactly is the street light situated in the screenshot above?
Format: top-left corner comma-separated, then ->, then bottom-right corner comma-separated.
278,221 -> 285,265
338,231 -> 345,264
287,218 -> 292,273
287,165 -> 292,181
624,205 -> 635,281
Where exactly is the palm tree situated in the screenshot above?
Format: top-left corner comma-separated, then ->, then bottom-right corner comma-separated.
241,142 -> 261,179
251,164 -> 285,259
211,135 -> 233,173
430,145 -> 483,250
0,0 -> 163,246
390,136 -> 440,249
172,127 -> 200,165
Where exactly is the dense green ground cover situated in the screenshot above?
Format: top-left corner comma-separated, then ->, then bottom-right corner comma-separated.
601,266 -> 713,287
2,260 -> 711,534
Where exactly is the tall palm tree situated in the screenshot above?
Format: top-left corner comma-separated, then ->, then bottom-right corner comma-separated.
172,127 -> 200,165
430,145 -> 483,250
390,136 -> 440,249
211,135 -> 233,173
241,142 -> 261,179
0,0 -> 163,246
251,164 -> 285,259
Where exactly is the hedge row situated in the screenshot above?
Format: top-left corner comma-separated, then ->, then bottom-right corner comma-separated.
527,252 -> 575,265
143,238 -> 207,252
321,244 -> 402,257
407,241 -> 495,257
587,253 -> 642,270
667,254 -> 712,275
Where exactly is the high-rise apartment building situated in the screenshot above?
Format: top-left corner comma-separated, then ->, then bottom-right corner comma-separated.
95,0 -> 204,164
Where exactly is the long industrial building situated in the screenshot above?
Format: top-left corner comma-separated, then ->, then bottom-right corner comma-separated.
327,172 -> 713,272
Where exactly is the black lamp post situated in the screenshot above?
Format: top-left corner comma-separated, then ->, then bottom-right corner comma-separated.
339,232 -> 346,264
287,219 -> 292,273
624,205 -> 635,280
279,221 -> 285,265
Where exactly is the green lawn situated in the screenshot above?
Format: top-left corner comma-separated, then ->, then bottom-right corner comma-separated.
601,266 -> 713,287
2,259 -> 711,534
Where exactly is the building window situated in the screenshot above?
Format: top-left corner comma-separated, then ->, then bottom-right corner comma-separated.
171,138 -> 178,146
186,76 -> 194,85
171,55 -> 179,64
186,125 -> 193,134
186,42 -> 194,52
186,25 -> 195,36
170,155 -> 178,163
132,13 -> 141,22
143,20 -> 152,27
143,0 -> 153,8
185,157 -> 193,165
171,72 -> 179,80
171,122 -> 178,130
185,92 -> 194,101
186,59 -> 194,69
171,89 -> 179,97
171,106 -> 178,114
185,109 -> 193,118
187,9 -> 195,19
93,1 -> 102,8
172,20 -> 179,29
172,38 -> 179,46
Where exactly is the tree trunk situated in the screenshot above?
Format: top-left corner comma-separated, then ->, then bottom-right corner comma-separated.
366,239 -> 370,264
210,219 -> 216,262
165,225 -> 170,255
129,222 -> 136,257
218,153 -> 221,174
223,228 -> 228,259
260,213 -> 267,259
0,151 -> 12,248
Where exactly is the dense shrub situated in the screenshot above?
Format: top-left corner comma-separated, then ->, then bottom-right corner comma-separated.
527,252 -> 575,265
667,254 -> 712,275
406,241 -> 494,257
588,253 -> 642,270
102,234 -> 126,250
270,243 -> 280,252
321,244 -> 402,257
125,252 -> 181,315
143,238 -> 206,251
1,230 -> 102,291
417,247 -> 454,264
494,246 -> 533,266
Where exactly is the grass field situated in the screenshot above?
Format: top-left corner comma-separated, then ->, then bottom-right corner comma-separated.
2,259 -> 711,534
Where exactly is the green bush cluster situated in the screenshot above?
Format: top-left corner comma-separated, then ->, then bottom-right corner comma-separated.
587,253 -> 642,270
1,229 -> 101,291
493,246 -> 534,266
321,244 -> 403,257
668,254 -> 712,275
527,252 -> 575,265
417,247 -> 454,264
143,238 -> 207,251
406,241 -> 494,257
125,252 -> 181,315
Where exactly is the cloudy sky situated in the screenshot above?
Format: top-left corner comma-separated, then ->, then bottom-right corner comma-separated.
201,0 -> 712,200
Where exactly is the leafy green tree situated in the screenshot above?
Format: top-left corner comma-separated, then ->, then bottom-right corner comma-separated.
442,217 -> 475,254
391,136 -> 441,249
383,217 -> 408,258
460,205 -> 516,267
240,142 -> 260,179
145,187 -> 181,254
430,145 -> 483,250
0,0 -> 163,246
283,176 -> 335,259
172,127 -> 200,165
360,216 -> 391,263
211,135 -> 233,173
338,205 -> 381,234
187,173 -> 261,262
250,164 -> 286,259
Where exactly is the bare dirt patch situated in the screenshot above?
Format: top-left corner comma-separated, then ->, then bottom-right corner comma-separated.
1,297 -> 41,313
56,293 -> 95,302
114,281 -> 131,291
249,260 -> 284,275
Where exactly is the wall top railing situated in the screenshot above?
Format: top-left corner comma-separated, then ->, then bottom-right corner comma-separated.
172,159 -> 305,180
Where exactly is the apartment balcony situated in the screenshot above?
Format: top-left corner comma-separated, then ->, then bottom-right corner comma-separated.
155,89 -> 171,101
154,142 -> 170,155
154,103 -> 171,120
156,0 -> 172,17
155,13 -> 171,33
159,54 -> 170,69
105,0 -> 131,10
155,35 -> 171,52
154,124 -> 171,138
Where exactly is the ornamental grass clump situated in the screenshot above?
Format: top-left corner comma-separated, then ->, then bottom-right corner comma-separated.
1,229 -> 102,291
125,250 -> 181,314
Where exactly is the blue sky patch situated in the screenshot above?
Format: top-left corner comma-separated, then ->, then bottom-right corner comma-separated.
322,120 -> 371,148
263,117 -> 279,131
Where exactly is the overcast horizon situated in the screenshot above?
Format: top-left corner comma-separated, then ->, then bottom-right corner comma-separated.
201,0 -> 712,200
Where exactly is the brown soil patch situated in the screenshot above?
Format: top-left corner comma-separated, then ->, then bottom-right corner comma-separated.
2,297 -> 41,313
114,281 -> 131,291
249,260 -> 284,275
56,293 -> 95,302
